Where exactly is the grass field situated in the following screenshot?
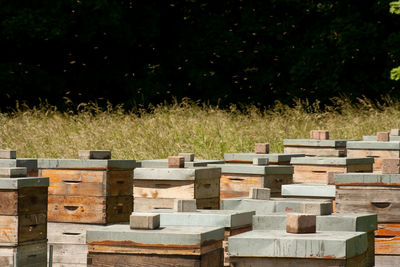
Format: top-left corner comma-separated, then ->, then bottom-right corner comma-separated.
1,98 -> 400,160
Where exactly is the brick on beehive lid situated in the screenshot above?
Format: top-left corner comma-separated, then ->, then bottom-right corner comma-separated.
0,149 -> 16,159
78,150 -> 111,159
377,131 -> 390,141
221,197 -> 332,215
390,129 -> 400,136
286,213 -> 316,233
168,156 -> 185,168
382,158 -> 400,174
130,212 -> 160,230
0,167 -> 27,178
178,153 -> 195,162
249,187 -> 271,200
310,130 -> 329,140
254,143 -> 269,154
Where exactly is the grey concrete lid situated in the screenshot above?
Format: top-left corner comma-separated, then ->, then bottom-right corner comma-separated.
137,159 -> 224,168
228,230 -> 367,259
134,167 -> 221,180
253,213 -> 377,233
224,153 -> 305,162
86,224 -> 225,246
283,139 -> 347,147
363,136 -> 400,141
221,197 -> 332,215
0,159 -> 38,171
282,183 -> 336,198
37,159 -> 136,169
334,173 -> 400,185
135,209 -> 255,228
0,177 -> 49,189
290,156 -> 374,165
347,141 -> 400,150
207,164 -> 293,175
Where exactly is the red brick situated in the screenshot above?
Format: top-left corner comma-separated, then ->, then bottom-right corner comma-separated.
168,156 -> 185,168
318,130 -> 329,140
382,158 -> 400,174
286,213 -> 316,234
377,132 -> 390,142
254,143 -> 269,154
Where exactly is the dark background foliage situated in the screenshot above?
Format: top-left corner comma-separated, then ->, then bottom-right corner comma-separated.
0,0 -> 399,110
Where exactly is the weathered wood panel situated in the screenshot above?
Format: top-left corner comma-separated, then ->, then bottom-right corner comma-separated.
48,195 -> 132,224
106,170 -> 133,196
284,146 -> 346,157
347,149 -> 400,172
336,186 -> 400,223
49,243 -> 88,266
375,255 -> 400,266
0,240 -> 47,267
376,223 -> 400,255
293,165 -> 346,184
133,197 -> 219,211
0,187 -> 47,216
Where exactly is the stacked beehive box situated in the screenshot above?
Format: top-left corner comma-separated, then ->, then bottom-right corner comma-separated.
224,143 -> 304,165
334,162 -> 400,266
38,150 -> 135,266
135,199 -> 255,266
208,161 -> 293,199
0,150 -> 38,176
86,213 -> 226,266
137,153 -> 224,167
134,156 -> 221,210
283,130 -> 349,157
0,167 -> 48,267
229,213 -> 373,266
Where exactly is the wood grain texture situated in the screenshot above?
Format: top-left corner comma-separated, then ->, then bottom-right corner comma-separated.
0,240 -> 47,267
0,187 -> 47,216
336,186 -> 400,223
220,173 -> 290,199
347,149 -> 400,172
49,243 -> 88,266
87,248 -> 223,267
133,197 -> 219,211
375,255 -> 400,266
48,195 -> 132,224
284,146 -> 346,157
376,223 -> 400,255
134,178 -> 219,199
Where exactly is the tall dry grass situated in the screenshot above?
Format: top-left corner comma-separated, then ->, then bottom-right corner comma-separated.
1,98 -> 400,160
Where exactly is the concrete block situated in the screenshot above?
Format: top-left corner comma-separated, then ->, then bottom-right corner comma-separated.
286,213 -> 316,233
178,153 -> 195,162
0,150 -> 16,159
0,167 -> 27,178
252,158 -> 269,165
78,150 -> 111,159
254,143 -> 269,154
390,129 -> 400,136
174,199 -> 197,212
168,156 -> 185,168
130,213 -> 160,229
382,158 -> 400,174
300,201 -> 333,215
249,188 -> 271,200
377,131 -> 390,141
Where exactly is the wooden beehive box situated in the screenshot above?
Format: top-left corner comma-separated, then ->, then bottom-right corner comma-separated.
133,167 -> 221,211
86,224 -> 225,267
221,197 -> 333,215
207,163 -> 293,199
283,139 -> 348,157
0,240 -> 47,267
38,157 -> 135,224
229,230 -> 369,266
290,157 -> 373,184
224,153 -> 304,165
346,141 -> 400,172
252,213 -> 377,267
334,173 -> 400,260
136,209 -> 255,266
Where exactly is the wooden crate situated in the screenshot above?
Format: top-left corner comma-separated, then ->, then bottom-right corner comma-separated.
283,139 -> 347,157
209,164 -> 293,199
86,225 -> 225,267
224,153 -> 304,165
291,157 -> 373,184
347,141 -> 400,172
0,240 -> 47,267
133,167 -> 220,210
38,158 -> 135,224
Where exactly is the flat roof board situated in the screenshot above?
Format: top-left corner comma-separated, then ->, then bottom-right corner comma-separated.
281,183 -> 336,198
223,153 -> 305,162
283,139 -> 347,147
334,173 -> 400,185
228,230 -> 367,259
347,141 -> 400,150
137,159 -> 224,168
290,157 -> 374,165
134,167 -> 221,180
0,159 -> 38,171
207,164 -> 293,175
362,136 -> 400,141
86,225 -> 225,246
38,159 -> 136,169
0,177 -> 49,189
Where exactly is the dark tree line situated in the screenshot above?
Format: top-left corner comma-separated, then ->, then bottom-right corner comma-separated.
1,0 -> 399,110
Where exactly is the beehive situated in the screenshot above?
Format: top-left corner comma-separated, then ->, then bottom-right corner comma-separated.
133,167 -> 221,211
208,163 -> 293,199
0,150 -> 38,176
283,139 -> 348,157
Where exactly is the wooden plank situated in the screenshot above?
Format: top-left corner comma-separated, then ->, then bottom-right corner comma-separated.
336,186 -> 400,223
0,187 -> 47,216
0,190 -> 17,215
134,180 -> 195,199
106,170 -> 133,196
376,223 -> 400,255
48,195 -> 132,224
133,197 -> 219,211
48,222 -> 103,244
0,240 -> 47,267
293,165 -> 346,183
49,243 -> 88,265
194,178 -> 220,199
284,146 -> 345,157
347,149 -> 400,172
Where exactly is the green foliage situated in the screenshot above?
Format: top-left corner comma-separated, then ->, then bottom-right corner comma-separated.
391,66 -> 400,80
390,1 -> 400,14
